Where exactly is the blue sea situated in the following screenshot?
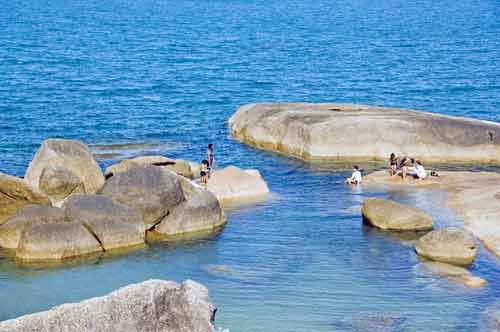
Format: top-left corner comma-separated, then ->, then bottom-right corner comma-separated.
1,0 -> 500,331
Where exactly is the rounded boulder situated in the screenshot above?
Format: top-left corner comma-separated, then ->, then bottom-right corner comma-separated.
63,194 -> 145,251
0,172 -> 49,225
16,222 -> 103,261
39,165 -> 85,206
416,227 -> 477,265
362,198 -> 433,231
25,139 -> 105,195
99,165 -> 185,229
0,204 -> 67,249
153,179 -> 226,237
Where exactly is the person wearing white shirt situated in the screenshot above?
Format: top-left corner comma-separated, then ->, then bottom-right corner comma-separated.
346,165 -> 362,185
414,160 -> 427,180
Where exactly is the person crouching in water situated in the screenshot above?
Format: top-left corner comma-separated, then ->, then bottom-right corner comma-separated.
200,159 -> 210,185
345,165 -> 362,185
389,153 -> 398,176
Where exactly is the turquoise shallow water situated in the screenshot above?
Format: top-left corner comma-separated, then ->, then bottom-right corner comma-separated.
1,0 -> 500,331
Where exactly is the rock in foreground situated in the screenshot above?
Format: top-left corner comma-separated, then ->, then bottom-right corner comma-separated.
416,228 -> 478,265
0,172 -> 49,224
207,166 -> 269,206
0,279 -> 216,332
229,103 -> 500,162
362,198 -> 433,231
25,139 -> 105,200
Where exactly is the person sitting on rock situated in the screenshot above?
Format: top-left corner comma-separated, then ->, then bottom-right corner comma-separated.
389,153 -> 399,176
345,165 -> 362,185
414,160 -> 428,180
200,159 -> 210,185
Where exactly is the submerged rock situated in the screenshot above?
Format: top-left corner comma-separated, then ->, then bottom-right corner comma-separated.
362,198 -> 433,231
0,279 -> 216,332
333,312 -> 406,332
0,204 -> 66,250
152,179 -> 226,237
0,172 -> 49,224
229,103 -> 500,162
63,194 -> 145,251
16,222 -> 103,261
416,227 -> 477,265
207,166 -> 269,206
25,139 -> 105,198
105,155 -> 194,179
99,165 -> 185,229
419,260 -> 487,288
39,165 -> 85,206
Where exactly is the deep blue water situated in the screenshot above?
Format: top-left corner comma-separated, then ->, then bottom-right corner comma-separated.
1,0 -> 500,331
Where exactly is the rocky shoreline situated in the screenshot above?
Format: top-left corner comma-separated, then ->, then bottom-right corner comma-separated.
364,170 -> 500,259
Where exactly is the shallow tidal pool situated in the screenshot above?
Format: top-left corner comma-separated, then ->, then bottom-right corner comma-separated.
1,157 -> 500,332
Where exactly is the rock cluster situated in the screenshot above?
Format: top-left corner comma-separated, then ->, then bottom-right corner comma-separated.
361,197 -> 483,287
0,279 -> 217,332
0,139 -> 229,263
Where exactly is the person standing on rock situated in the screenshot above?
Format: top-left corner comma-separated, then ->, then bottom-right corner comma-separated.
400,157 -> 409,180
389,153 -> 399,176
206,144 -> 214,177
200,160 -> 210,185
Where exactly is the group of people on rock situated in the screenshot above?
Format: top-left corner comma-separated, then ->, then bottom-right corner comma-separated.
390,153 -> 428,180
345,153 -> 435,185
200,144 -> 215,184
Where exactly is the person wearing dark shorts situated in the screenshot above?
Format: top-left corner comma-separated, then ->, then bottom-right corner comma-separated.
200,159 -> 209,184
389,153 -> 398,176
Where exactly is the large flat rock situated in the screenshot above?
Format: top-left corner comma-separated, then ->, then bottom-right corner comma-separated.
0,279 -> 216,332
229,103 -> 500,162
